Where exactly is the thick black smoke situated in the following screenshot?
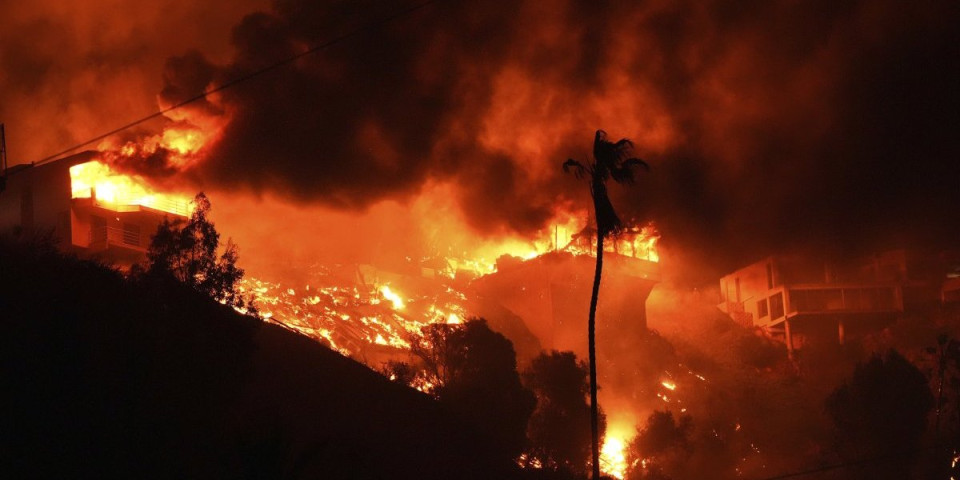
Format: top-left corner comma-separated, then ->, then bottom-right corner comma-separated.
154,0 -> 959,278
3,1 -> 956,280
159,0 -> 557,233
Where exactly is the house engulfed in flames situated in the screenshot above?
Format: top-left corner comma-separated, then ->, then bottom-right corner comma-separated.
474,232 -> 660,358
0,152 -> 191,267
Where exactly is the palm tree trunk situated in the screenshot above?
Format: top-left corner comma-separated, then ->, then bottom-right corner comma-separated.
588,231 -> 604,480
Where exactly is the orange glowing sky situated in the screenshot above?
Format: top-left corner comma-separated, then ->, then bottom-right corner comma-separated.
2,0 -> 958,281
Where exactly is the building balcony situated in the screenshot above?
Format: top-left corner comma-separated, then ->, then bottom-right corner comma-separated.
86,225 -> 148,253
785,284 -> 901,315
751,283 -> 902,328
72,195 -> 192,217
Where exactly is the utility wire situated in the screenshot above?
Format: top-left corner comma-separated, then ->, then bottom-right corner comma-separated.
26,0 -> 441,168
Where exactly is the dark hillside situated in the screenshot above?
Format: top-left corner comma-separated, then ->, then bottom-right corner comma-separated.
0,237 -> 516,479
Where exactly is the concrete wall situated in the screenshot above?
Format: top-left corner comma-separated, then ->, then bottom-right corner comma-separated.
472,251 -> 659,359
0,153 -> 95,247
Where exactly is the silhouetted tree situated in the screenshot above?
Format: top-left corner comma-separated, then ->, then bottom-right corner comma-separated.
825,349 -> 933,479
925,333 -> 960,435
625,411 -> 692,480
563,130 -> 648,479
140,192 -> 249,310
409,319 -> 536,462
522,351 -> 605,475
381,360 -> 418,385
915,333 -> 960,480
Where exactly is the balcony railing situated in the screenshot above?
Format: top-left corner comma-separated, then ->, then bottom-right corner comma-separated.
73,189 -> 191,217
88,225 -> 146,252
747,283 -> 901,328
786,284 -> 900,315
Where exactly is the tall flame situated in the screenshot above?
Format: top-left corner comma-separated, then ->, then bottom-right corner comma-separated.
69,160 -> 194,216
378,285 -> 406,311
600,430 -> 630,480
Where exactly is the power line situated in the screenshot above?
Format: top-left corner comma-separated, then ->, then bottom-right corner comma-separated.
27,0 -> 441,168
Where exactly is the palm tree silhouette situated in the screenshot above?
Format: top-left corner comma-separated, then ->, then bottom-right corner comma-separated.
563,130 -> 648,479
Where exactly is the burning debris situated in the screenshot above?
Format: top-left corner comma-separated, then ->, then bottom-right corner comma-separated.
239,262 -> 471,361
240,221 -> 661,366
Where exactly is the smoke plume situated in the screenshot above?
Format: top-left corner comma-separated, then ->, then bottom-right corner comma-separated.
4,0 -> 958,279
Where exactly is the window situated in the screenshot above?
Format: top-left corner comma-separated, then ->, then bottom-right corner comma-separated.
790,288 -> 843,312
770,292 -> 784,319
757,298 -> 769,318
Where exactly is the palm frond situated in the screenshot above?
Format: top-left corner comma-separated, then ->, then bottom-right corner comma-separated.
562,158 -> 587,179
613,138 -> 634,154
610,166 -> 634,184
623,157 -> 650,171
610,157 -> 649,183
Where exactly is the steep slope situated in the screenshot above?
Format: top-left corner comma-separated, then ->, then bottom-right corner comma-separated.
0,237 -> 516,479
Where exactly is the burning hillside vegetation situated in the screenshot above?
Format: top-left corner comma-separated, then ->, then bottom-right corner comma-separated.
52,135 -> 802,480
239,225 -> 660,366
61,157 -> 674,478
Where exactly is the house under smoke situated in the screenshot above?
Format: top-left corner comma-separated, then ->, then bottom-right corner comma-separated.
719,250 -> 958,353
472,248 -> 660,360
0,152 -> 190,267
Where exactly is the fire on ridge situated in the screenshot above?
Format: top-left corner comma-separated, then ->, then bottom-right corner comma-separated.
11,142 -> 667,479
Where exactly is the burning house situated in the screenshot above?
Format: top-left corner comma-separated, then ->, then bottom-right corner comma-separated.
0,152 -> 191,267
719,250 -> 958,352
473,226 -> 660,358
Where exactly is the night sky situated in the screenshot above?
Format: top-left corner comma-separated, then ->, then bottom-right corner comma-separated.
2,0 -> 958,281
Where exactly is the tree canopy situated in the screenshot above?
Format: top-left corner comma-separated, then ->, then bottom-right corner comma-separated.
405,319 -> 536,462
140,192 -> 248,310
522,350 -> 604,476
824,349 -> 933,479
625,410 -> 692,480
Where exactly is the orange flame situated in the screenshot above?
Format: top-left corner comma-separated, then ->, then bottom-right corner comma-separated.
378,285 -> 406,310
69,160 -> 193,216
600,430 -> 631,480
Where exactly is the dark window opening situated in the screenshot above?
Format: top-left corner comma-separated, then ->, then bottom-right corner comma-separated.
770,292 -> 784,320
757,299 -> 769,318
